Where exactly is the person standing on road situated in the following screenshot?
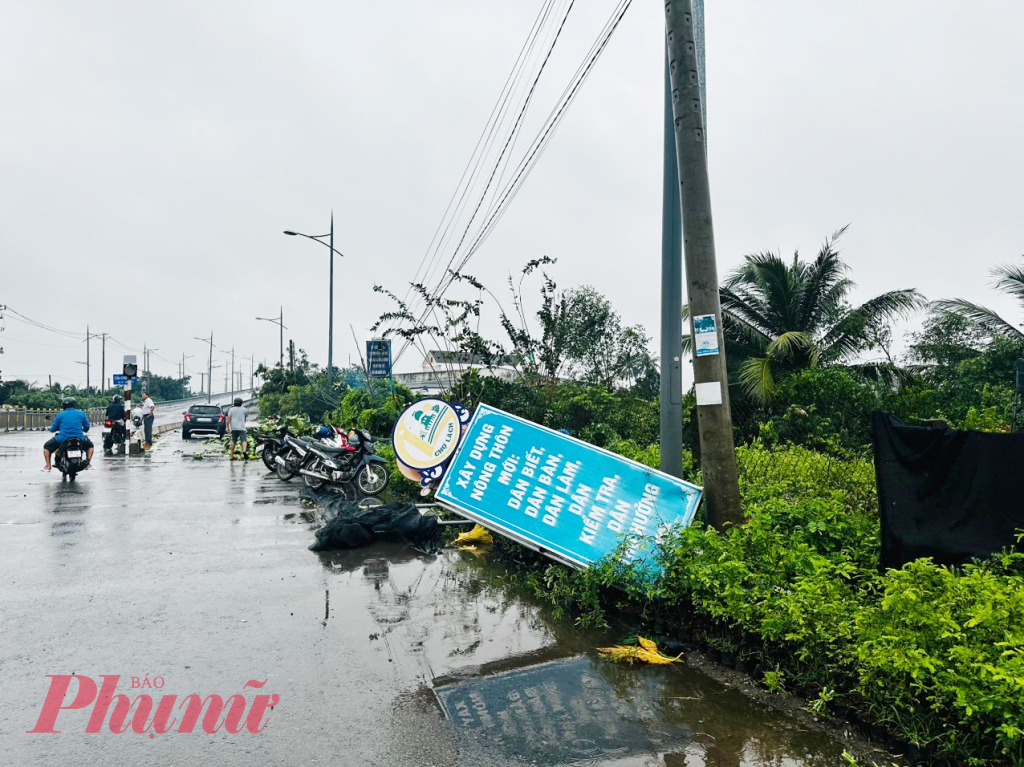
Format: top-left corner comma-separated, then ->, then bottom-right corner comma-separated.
140,391 -> 156,448
226,397 -> 249,460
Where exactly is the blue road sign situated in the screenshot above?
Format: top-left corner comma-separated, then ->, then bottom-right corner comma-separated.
435,405 -> 702,570
112,375 -> 137,386
366,339 -> 392,378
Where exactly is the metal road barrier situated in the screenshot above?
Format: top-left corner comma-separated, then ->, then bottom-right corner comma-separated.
0,390 -> 256,433
0,407 -> 105,432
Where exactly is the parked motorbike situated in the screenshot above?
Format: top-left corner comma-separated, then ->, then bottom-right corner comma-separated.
299,429 -> 391,496
54,438 -> 88,481
102,418 -> 127,452
255,424 -> 292,472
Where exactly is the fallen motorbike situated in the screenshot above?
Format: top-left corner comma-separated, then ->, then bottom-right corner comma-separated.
299,429 -> 391,496
54,438 -> 88,481
102,418 -> 127,451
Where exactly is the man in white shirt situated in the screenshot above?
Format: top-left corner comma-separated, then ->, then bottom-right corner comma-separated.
140,392 -> 156,448
226,398 -> 249,460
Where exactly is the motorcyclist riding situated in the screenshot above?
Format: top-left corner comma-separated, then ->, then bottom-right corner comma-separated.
104,394 -> 127,450
42,397 -> 94,472
106,394 -> 126,422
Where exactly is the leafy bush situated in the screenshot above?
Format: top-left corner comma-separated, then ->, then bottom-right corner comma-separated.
497,445 -> 1024,766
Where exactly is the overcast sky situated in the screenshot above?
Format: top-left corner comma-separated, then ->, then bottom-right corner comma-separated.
2,1 -> 1023,390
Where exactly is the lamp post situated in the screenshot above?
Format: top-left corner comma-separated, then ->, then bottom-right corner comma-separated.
284,213 -> 344,388
256,307 -> 286,368
193,334 -> 214,403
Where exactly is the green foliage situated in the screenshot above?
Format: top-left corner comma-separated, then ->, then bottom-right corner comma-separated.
0,378 -> 162,409
855,556 -> 1024,763
497,446 -> 1024,766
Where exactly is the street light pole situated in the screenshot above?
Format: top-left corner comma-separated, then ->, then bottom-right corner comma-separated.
255,307 -> 286,368
284,214 -> 344,388
193,333 -> 214,403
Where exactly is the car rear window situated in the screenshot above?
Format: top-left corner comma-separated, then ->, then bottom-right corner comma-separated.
190,406 -> 222,415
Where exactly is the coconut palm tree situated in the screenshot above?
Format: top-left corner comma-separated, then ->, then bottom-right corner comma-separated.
687,227 -> 924,401
933,260 -> 1024,339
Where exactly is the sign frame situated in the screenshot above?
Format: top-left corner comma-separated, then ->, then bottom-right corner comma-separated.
366,339 -> 392,378
434,404 -> 703,570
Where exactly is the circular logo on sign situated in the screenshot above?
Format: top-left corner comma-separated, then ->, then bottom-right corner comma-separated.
392,399 -> 462,471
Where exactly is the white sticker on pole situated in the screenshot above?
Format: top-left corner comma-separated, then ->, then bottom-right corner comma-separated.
695,381 -> 723,406
693,314 -> 720,356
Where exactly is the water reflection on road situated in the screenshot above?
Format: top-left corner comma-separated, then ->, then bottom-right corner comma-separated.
0,429 -> 860,766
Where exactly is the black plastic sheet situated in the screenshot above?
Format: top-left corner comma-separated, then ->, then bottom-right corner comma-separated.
306,492 -> 442,554
872,411 -> 1024,570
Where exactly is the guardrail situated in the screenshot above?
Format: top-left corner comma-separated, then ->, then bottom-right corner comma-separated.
0,390 -> 256,433
0,407 -> 106,432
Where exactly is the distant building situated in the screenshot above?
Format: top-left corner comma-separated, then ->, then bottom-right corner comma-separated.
393,350 -> 519,393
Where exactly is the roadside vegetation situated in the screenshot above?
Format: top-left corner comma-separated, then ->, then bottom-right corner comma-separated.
256,238 -> 1024,765
0,373 -> 192,409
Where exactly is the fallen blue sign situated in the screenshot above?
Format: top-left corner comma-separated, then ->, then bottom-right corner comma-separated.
435,404 -> 702,570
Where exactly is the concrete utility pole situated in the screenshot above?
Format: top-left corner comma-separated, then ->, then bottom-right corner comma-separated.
101,334 -> 107,394
86,326 -> 90,390
665,0 -> 743,529
660,54 -> 684,480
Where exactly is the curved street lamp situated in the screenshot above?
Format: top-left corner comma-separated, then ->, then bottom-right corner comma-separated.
255,307 -> 286,369
283,213 -> 344,387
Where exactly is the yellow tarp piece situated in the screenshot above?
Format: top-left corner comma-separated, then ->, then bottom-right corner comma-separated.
452,524 -> 493,548
597,636 -> 683,665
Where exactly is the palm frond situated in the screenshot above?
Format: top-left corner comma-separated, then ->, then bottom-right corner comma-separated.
766,331 -> 819,366
820,289 -> 925,361
849,361 -> 919,388
796,228 -> 852,330
737,356 -> 776,403
991,260 -> 1024,305
931,298 -> 1024,339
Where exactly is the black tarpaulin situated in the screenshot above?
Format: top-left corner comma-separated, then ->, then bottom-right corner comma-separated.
306,493 -> 442,554
872,411 -> 1024,570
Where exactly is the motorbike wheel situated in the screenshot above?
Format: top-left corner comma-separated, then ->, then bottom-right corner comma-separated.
261,446 -> 278,472
356,464 -> 390,496
276,454 -> 299,481
303,471 -> 326,491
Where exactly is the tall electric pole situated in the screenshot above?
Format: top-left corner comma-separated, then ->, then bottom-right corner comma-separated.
85,326 -> 102,391
665,0 -> 742,529
100,333 -> 107,392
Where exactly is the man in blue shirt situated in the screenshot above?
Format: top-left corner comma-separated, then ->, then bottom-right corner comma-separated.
42,397 -> 94,471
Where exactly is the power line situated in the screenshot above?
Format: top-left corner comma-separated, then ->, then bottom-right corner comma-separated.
391,0 -> 634,364
383,0 -> 568,338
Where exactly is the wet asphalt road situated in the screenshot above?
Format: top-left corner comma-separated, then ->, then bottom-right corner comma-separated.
0,428 -> 859,766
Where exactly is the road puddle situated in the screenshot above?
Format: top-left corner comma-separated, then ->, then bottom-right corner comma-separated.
317,544 -> 860,766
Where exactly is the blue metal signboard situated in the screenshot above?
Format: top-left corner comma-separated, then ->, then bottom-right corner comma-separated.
366,339 -> 392,378
435,405 -> 702,570
112,375 -> 137,386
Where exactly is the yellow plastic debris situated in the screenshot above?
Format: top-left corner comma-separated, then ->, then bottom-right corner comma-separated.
452,524 -> 493,548
597,636 -> 683,665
